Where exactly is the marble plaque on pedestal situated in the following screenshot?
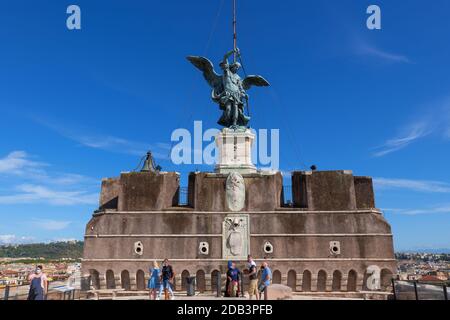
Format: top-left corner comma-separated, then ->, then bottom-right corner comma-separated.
215,128 -> 256,174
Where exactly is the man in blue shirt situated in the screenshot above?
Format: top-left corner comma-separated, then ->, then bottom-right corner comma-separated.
259,261 -> 272,300
226,261 -> 241,297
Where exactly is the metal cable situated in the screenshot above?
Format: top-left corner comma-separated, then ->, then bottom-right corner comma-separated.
166,0 -> 226,160
133,154 -> 147,172
239,52 -> 308,171
237,54 -> 251,118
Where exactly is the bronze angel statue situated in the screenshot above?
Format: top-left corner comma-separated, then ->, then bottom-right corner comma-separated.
187,48 -> 270,129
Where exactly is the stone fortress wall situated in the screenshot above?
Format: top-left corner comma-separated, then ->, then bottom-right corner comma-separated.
82,170 -> 396,293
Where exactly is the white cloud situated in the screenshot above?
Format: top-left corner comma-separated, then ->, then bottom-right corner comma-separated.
445,111 -> 450,139
354,39 -> 411,64
0,151 -> 47,176
75,134 -> 171,159
0,151 -> 98,206
0,234 -> 35,245
375,176 -> 450,217
48,173 -> 96,186
31,219 -> 72,231
383,205 -> 450,216
0,234 -> 17,244
372,98 -> 450,157
358,44 -> 411,63
0,184 -> 98,206
32,117 -> 170,159
75,134 -> 149,156
374,177 -> 450,193
51,238 -> 79,243
0,151 -> 96,186
372,122 -> 431,157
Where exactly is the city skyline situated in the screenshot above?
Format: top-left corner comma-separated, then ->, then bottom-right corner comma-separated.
1,0 -> 450,251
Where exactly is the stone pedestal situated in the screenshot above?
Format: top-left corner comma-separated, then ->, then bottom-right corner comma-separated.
215,128 -> 256,174
84,168 -> 396,295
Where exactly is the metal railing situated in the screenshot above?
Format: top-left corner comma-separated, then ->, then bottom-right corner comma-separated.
2,284 -> 78,300
176,185 -> 294,207
2,273 -> 81,300
283,185 -> 293,206
392,279 -> 449,300
179,187 -> 188,206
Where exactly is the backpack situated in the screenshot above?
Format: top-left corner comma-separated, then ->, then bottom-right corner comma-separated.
163,265 -> 173,279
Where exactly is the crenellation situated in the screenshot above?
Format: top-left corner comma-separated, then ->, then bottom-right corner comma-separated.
83,170 -> 396,294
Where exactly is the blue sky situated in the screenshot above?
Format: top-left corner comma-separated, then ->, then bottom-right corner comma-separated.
0,0 -> 449,251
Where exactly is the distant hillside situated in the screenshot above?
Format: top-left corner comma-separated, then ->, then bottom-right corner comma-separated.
0,241 -> 84,259
398,248 -> 450,254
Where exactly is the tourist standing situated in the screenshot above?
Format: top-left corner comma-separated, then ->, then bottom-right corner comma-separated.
27,265 -> 48,300
226,261 -> 241,297
148,261 -> 161,300
247,255 -> 259,300
224,261 -> 232,297
258,261 -> 272,300
158,258 -> 175,300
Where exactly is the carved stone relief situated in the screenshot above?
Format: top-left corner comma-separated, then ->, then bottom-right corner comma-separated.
222,214 -> 249,259
226,172 -> 245,212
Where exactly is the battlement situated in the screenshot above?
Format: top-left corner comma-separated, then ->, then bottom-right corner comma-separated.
97,170 -> 377,212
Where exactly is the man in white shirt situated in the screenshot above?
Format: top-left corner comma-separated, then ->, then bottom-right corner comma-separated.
247,255 -> 259,300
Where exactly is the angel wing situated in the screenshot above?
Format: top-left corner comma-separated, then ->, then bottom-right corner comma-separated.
187,56 -> 222,89
242,75 -> 270,90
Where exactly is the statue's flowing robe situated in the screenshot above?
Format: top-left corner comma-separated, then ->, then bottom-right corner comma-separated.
216,71 -> 250,127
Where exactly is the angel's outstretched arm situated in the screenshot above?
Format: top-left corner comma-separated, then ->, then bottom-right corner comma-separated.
221,49 -> 237,70
223,49 -> 234,62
